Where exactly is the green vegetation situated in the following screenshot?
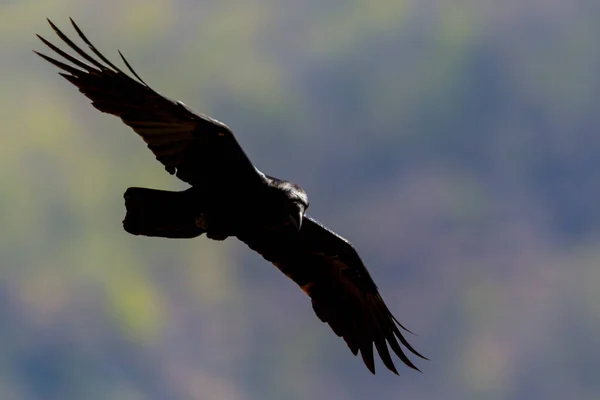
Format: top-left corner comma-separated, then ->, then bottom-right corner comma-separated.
1,1 -> 599,398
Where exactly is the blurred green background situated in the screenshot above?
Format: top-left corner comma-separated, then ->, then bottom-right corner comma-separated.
2,0 -> 600,399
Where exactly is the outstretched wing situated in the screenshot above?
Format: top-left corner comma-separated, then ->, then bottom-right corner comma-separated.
35,18 -> 262,188
238,215 -> 426,375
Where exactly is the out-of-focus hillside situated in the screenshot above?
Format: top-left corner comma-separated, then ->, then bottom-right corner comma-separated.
1,1 -> 599,399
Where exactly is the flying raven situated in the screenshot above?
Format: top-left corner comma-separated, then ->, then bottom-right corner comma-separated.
35,18 -> 426,375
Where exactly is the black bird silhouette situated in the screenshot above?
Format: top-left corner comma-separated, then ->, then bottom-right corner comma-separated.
35,18 -> 426,375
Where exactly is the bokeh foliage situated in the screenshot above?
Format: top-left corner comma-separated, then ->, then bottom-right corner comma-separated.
1,0 -> 599,398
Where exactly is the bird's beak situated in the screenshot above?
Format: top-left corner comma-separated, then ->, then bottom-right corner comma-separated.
288,210 -> 303,231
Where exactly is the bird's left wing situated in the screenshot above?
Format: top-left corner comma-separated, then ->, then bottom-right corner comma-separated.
237,215 -> 426,375
35,18 -> 263,188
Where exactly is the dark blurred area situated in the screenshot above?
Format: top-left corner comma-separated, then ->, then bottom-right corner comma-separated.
1,0 -> 599,399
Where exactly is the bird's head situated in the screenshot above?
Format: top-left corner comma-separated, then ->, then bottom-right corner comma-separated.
286,192 -> 309,231
265,177 -> 309,232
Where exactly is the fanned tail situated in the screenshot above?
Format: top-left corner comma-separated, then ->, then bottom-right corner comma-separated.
123,187 -> 204,239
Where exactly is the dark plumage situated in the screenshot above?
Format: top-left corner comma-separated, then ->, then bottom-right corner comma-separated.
35,18 -> 426,375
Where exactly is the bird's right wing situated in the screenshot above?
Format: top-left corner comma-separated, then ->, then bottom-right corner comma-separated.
35,18 -> 263,188
238,216 -> 426,375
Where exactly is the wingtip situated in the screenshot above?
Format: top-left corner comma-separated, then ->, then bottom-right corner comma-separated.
69,17 -> 86,39
392,315 -> 418,336
32,49 -> 49,60
406,351 -> 427,372
32,49 -> 48,61
46,17 -> 59,31
69,17 -> 79,30
410,347 -> 429,361
384,354 -> 400,375
35,33 -> 54,48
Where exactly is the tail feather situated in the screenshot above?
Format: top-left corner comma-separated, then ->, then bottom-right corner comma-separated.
123,187 -> 204,239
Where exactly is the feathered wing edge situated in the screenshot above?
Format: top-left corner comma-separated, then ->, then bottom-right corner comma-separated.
241,216 -> 427,375
311,279 -> 427,375
34,18 -> 265,187
34,18 -> 151,93
303,216 -> 427,374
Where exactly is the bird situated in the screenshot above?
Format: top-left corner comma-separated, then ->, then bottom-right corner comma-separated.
35,18 -> 426,375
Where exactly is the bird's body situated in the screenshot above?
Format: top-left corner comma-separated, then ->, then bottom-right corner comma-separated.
123,172 -> 307,241
36,18 -> 426,375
